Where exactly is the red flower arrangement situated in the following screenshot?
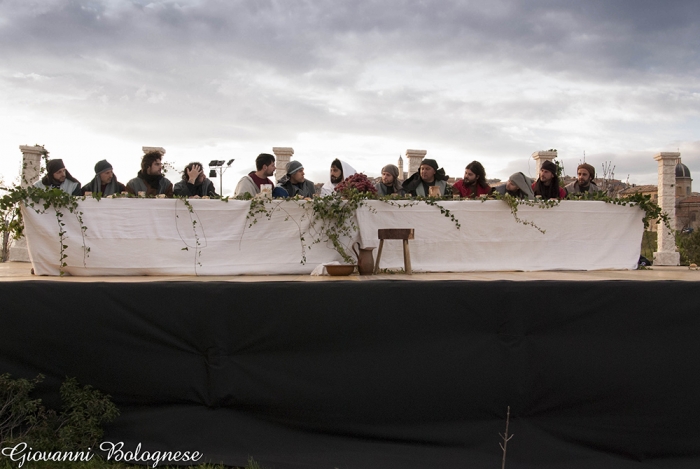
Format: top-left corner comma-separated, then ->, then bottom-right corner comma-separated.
334,173 -> 378,195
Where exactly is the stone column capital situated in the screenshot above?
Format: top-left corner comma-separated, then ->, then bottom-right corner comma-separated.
531,150 -> 558,161
654,152 -> 681,162
142,146 -> 166,155
19,144 -> 48,156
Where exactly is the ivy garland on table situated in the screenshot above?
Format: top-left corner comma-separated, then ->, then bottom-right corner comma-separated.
0,186 -> 90,276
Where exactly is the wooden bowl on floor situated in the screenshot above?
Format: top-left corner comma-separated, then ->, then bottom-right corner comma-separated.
325,264 -> 356,276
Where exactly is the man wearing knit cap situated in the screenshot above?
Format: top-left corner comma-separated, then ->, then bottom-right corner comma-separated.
402,158 -> 450,197
277,160 -> 316,197
34,159 -> 81,196
81,160 -> 125,196
375,164 -> 405,196
565,163 -> 600,194
532,160 -> 566,200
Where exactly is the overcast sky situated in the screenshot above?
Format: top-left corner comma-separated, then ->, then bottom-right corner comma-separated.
1,0 -> 699,194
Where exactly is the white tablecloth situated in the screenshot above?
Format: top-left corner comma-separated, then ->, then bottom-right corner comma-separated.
22,198 -> 644,276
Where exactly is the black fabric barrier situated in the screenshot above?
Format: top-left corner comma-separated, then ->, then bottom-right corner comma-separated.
1,280 -> 700,468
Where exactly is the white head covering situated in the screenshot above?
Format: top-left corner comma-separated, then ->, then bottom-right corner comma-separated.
321,160 -> 357,196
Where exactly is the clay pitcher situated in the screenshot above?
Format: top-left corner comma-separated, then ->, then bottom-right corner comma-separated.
352,242 -> 376,275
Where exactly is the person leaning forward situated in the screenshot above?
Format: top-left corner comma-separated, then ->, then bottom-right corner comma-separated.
402,158 -> 449,196
81,160 -> 125,196
494,172 -> 535,199
174,162 -> 218,198
126,151 -> 174,197
34,159 -> 82,196
277,160 -> 315,197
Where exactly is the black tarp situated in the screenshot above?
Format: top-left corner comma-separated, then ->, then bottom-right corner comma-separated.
1,280 -> 700,468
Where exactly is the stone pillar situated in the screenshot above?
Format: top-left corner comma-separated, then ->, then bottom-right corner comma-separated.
653,152 -> 681,266
142,146 -> 165,155
531,150 -> 558,174
9,145 -> 47,262
406,149 -> 427,177
272,147 -> 294,182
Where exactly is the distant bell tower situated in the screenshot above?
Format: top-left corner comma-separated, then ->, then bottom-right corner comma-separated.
397,155 -> 404,181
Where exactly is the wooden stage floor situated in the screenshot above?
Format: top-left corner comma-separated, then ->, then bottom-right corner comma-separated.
2,261 -> 699,283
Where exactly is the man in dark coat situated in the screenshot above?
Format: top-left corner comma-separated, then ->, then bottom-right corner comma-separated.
81,160 -> 125,196
277,161 -> 315,197
174,162 -> 218,198
402,158 -> 450,197
126,151 -> 174,197
532,160 -> 566,199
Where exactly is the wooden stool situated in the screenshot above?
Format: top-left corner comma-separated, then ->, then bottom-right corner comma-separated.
373,228 -> 415,274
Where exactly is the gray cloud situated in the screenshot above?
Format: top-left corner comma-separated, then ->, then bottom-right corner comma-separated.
1,0 -> 699,187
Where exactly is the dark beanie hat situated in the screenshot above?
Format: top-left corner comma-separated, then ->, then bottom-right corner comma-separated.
420,158 -> 438,171
578,163 -> 595,180
46,159 -> 65,175
94,159 -> 113,174
286,160 -> 304,175
541,160 -> 557,175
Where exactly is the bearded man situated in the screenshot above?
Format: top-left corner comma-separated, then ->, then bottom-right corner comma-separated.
565,163 -> 600,194
402,158 -> 450,197
234,153 -> 276,197
375,164 -> 404,196
452,161 -> 493,198
126,151 -> 174,197
81,160 -> 125,196
34,159 -> 81,195
532,160 -> 566,200
321,159 -> 357,196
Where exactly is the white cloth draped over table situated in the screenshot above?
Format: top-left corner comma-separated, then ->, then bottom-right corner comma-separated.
22,199 -> 644,276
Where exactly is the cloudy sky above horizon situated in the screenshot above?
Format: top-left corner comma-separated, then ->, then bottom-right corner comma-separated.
2,0 -> 699,194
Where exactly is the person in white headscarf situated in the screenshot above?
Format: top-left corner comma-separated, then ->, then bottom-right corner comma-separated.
320,159 -> 357,196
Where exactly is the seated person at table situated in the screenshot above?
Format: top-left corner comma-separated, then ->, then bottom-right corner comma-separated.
81,160 -> 125,196
174,162 -> 218,198
276,160 -> 315,197
126,151 -> 174,197
565,163 -> 600,195
494,172 -> 535,199
402,158 -> 450,197
321,159 -> 357,196
375,164 -> 405,196
532,160 -> 566,200
452,161 -> 493,198
234,153 -> 276,197
34,159 -> 81,196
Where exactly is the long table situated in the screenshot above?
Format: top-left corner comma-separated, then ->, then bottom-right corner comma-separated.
22,198 -> 645,276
